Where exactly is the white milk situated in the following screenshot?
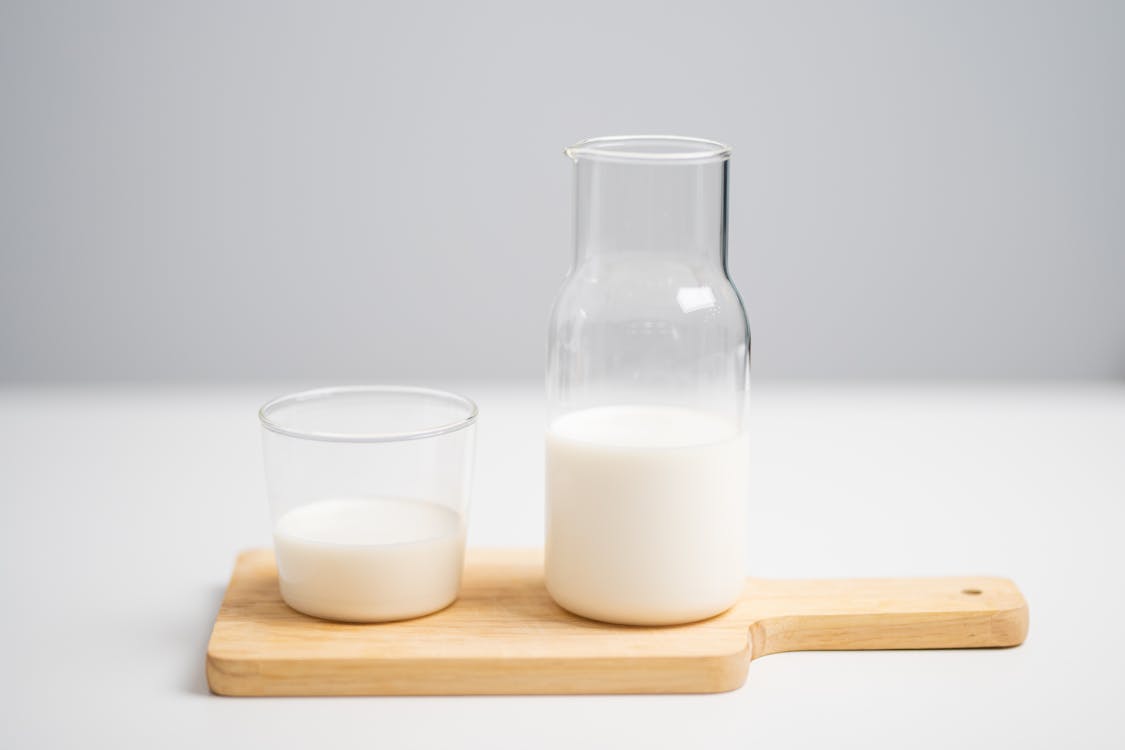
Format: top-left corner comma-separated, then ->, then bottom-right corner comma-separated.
273,497 -> 465,622
546,405 -> 749,626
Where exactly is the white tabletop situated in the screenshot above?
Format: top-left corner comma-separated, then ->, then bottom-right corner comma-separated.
1,382 -> 1122,748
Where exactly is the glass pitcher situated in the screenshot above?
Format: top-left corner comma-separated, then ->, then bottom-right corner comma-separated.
545,136 -> 750,626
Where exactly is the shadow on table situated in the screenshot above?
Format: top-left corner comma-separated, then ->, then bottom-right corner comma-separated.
182,585 -> 227,696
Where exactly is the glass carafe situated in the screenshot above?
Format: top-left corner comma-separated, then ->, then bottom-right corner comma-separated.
545,136 -> 750,626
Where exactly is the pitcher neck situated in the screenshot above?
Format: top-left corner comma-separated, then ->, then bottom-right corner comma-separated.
567,136 -> 731,267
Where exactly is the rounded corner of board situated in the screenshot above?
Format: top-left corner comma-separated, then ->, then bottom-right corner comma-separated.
205,649 -> 257,697
204,656 -> 237,697
985,577 -> 1030,647
693,644 -> 753,694
995,600 -> 1030,648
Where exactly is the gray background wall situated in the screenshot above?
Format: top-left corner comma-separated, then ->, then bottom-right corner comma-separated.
1,0 -> 1122,382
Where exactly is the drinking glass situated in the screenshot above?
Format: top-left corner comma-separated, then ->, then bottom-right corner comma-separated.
259,385 -> 477,622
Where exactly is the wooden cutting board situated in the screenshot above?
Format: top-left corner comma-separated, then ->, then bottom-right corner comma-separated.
206,548 -> 1028,696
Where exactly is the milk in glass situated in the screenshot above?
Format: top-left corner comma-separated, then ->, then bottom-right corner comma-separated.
273,497 -> 465,622
546,405 -> 749,626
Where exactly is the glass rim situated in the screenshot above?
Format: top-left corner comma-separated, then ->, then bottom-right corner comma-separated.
258,385 -> 478,443
565,135 -> 732,163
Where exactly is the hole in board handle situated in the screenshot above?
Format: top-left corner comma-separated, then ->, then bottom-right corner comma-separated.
961,588 -> 982,595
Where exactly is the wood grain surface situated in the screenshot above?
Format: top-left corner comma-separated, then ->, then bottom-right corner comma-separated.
206,548 -> 1028,696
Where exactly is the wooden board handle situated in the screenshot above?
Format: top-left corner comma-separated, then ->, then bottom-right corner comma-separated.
743,576 -> 1029,659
